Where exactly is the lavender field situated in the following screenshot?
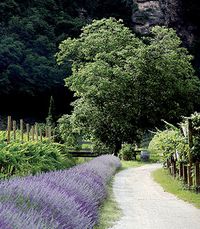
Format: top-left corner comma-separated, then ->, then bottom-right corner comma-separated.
0,155 -> 121,229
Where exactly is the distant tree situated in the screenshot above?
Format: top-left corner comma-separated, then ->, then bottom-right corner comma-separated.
56,18 -> 200,155
46,96 -> 57,127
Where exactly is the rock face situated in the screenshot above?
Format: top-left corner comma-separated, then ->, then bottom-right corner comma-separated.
132,0 -> 198,47
159,0 -> 196,47
132,0 -> 164,34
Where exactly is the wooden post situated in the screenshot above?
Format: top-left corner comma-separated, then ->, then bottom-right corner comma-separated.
13,120 -> 16,141
31,126 -> 35,141
183,165 -> 188,184
172,161 -> 176,178
53,129 -> 56,142
166,159 -> 170,168
26,124 -> 30,141
195,162 -> 200,188
35,123 -> 38,141
39,129 -> 42,142
187,165 -> 193,187
48,126 -> 51,141
188,118 -> 193,187
7,116 -> 12,144
20,119 -> 24,142
179,162 -> 183,178
170,165 -> 173,175
45,126 -> 48,138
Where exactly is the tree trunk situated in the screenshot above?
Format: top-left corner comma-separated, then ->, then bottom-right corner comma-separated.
114,141 -> 122,156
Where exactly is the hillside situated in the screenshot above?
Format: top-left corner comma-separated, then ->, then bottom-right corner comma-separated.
0,0 -> 133,122
0,0 -> 200,122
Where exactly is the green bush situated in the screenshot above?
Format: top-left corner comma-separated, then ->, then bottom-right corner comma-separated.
148,127 -> 188,162
92,140 -> 113,155
149,113 -> 200,163
57,114 -> 82,146
0,141 -> 76,178
119,144 -> 135,161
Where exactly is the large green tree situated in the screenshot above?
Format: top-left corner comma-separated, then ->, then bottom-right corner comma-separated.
56,18 -> 200,155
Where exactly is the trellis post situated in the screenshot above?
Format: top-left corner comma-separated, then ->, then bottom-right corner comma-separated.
188,118 -> 193,187
26,124 -> 30,141
20,119 -> 24,142
13,120 -> 16,141
7,116 -> 12,144
35,123 -> 38,141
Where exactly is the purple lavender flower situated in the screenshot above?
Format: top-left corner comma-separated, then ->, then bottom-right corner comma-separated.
0,155 -> 121,229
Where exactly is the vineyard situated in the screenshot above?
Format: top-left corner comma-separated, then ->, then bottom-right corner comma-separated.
1,116 -> 53,144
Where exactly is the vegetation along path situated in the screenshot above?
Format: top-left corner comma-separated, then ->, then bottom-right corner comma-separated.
110,164 -> 200,229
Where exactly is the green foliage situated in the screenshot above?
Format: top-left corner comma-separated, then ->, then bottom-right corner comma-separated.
183,112 -> 200,161
92,140 -> 113,155
56,18 -> 200,154
119,144 -> 135,161
149,113 -> 200,163
57,114 -> 82,147
0,141 -> 76,178
56,18 -> 144,153
189,112 -> 200,134
148,126 -> 188,162
0,0 -> 132,101
137,26 -> 200,127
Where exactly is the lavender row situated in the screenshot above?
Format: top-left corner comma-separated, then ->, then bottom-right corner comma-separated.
0,155 -> 121,229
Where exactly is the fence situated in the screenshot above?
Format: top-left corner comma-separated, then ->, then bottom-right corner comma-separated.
2,116 -> 53,144
166,118 -> 200,191
166,158 -> 200,191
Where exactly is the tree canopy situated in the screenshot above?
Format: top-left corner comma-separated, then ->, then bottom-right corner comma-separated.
0,0 -> 133,119
56,18 -> 200,154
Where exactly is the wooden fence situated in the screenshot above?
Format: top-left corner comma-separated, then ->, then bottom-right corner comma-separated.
3,116 -> 98,158
3,116 -> 53,144
166,118 -> 200,192
166,158 -> 200,191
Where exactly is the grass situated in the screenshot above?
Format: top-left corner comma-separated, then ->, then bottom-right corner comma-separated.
152,168 -> 200,209
120,160 -> 145,170
95,159 -> 145,229
94,179 -> 121,229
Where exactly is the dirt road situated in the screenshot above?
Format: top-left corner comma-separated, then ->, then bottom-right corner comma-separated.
110,164 -> 200,229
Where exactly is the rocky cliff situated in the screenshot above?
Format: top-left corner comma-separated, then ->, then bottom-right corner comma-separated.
132,0 -> 199,47
132,0 -> 164,34
132,0 -> 200,72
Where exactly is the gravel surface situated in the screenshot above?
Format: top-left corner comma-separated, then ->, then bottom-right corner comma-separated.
110,164 -> 200,229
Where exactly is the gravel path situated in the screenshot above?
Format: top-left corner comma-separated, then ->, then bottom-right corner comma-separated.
110,164 -> 200,229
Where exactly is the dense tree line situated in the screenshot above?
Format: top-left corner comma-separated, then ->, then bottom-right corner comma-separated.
0,0 -> 133,119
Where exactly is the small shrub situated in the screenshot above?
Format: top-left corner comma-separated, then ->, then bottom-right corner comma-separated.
57,114 -> 81,146
148,127 -> 188,162
119,144 -> 135,161
0,142 -> 76,177
92,140 -> 113,155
